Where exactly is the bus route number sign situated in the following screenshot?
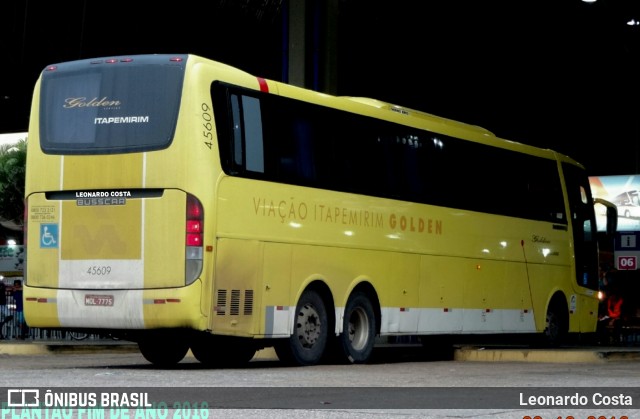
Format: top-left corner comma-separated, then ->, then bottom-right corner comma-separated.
85,294 -> 114,306
617,256 -> 637,270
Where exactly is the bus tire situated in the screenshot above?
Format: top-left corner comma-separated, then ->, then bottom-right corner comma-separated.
191,334 -> 256,367
138,333 -> 189,367
419,335 -> 455,361
338,292 -> 376,364
274,289 -> 328,366
543,304 -> 567,347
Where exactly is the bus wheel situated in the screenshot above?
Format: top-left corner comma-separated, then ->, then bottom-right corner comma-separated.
138,333 -> 189,367
191,334 -> 256,367
275,289 -> 328,366
338,292 -> 376,364
419,335 -> 455,361
543,305 -> 566,347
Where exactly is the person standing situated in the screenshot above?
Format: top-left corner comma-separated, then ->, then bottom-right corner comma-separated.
0,280 -> 6,320
0,280 -> 7,339
12,279 -> 28,339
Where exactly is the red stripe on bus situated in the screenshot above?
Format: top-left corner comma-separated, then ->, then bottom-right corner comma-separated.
257,77 -> 269,92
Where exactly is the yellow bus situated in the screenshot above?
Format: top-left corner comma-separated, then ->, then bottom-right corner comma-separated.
24,54 -> 615,366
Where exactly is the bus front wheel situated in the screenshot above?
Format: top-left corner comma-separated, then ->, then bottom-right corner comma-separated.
543,304 -> 567,347
338,292 -> 376,364
275,289 -> 328,366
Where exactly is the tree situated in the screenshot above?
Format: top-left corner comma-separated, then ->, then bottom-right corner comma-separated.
0,138 -> 27,229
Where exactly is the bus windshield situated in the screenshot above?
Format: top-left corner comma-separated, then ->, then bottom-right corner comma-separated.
39,55 -> 187,155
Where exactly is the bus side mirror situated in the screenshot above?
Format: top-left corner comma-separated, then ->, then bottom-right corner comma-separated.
606,205 -> 617,235
594,198 -> 618,236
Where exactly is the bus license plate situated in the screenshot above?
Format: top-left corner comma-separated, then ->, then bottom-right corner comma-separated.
85,294 -> 114,306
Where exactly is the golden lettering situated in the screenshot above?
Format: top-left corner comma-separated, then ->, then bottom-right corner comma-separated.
389,214 -> 442,235
64,97 -> 122,108
253,197 -> 440,234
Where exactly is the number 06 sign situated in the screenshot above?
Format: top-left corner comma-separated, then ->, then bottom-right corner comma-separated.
617,255 -> 637,270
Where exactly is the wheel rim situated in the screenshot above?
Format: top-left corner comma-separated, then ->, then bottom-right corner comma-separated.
348,307 -> 370,351
296,302 -> 322,348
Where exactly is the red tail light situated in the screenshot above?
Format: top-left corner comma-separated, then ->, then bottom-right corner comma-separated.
185,194 -> 204,285
187,199 -> 203,219
186,195 -> 203,246
186,233 -> 202,247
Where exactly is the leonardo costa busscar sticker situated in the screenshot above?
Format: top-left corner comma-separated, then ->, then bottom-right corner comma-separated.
76,190 -> 131,206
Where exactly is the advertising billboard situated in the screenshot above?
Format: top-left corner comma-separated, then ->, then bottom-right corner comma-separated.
0,245 -> 25,275
590,175 -> 640,232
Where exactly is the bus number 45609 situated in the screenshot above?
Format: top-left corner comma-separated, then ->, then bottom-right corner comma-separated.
86,266 -> 112,275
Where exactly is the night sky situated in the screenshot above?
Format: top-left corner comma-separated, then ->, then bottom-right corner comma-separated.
1,0 -> 638,176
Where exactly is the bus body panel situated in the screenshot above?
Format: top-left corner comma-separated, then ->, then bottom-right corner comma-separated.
24,282 -> 204,329
63,154 -> 145,189
211,238 -> 265,337
26,188 -> 187,290
212,175 -> 580,336
25,186 -> 195,329
212,237 -> 543,337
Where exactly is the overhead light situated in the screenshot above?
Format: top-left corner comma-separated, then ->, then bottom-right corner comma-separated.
581,0 -> 597,3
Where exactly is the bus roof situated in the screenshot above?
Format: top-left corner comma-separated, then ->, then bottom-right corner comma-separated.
343,97 -> 496,137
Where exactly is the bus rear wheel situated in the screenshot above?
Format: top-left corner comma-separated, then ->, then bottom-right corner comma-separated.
338,292 -> 376,364
138,332 -> 190,367
275,289 -> 328,366
190,333 -> 256,367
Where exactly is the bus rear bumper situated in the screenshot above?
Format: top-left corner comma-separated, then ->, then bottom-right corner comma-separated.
24,281 -> 205,331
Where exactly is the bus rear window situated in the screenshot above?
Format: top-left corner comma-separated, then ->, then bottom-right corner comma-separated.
39,55 -> 186,154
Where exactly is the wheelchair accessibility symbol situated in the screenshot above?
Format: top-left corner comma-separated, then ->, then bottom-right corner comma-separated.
40,224 -> 59,248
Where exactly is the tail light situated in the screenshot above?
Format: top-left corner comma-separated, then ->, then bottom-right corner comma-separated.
185,194 -> 203,285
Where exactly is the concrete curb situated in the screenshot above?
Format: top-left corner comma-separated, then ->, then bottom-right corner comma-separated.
0,341 -> 139,356
0,341 -> 279,360
454,345 -> 640,363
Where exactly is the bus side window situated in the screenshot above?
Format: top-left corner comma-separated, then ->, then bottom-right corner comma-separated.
230,94 -> 244,168
290,119 -> 316,182
240,96 -> 264,174
226,92 -> 265,175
